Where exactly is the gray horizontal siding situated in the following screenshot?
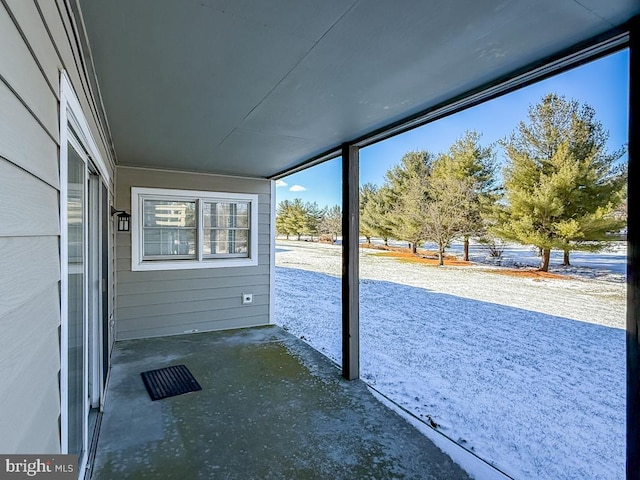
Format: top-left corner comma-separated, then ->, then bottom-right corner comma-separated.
257,202 -> 271,215
0,237 -> 61,453
0,80 -> 59,187
116,166 -> 272,200
0,1 -> 61,454
115,166 -> 273,340
5,0 -> 60,98
34,0 -> 113,169
117,284 -> 270,308
0,3 -> 57,139
118,295 -> 269,321
118,315 -> 269,341
0,236 -> 60,325
0,158 -> 59,237
117,263 -> 271,283
0,0 -> 115,455
0,284 -> 61,453
117,273 -> 270,296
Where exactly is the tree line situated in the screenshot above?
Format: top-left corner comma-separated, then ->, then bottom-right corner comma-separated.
276,94 -> 627,271
276,199 -> 342,242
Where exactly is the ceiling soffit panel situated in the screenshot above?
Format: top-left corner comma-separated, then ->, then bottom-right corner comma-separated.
215,127 -> 328,177
78,0 -> 638,178
239,1 -> 605,150
80,0 -> 350,173
219,0 -> 358,43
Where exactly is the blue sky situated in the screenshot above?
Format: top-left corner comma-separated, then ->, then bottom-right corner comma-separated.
276,49 -> 629,208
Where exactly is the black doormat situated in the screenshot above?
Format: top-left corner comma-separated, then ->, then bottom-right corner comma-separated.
140,364 -> 202,401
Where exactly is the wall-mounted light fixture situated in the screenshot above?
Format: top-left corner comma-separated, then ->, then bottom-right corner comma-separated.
110,206 -> 131,232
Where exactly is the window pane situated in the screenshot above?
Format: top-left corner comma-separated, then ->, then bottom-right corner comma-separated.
205,229 -> 248,256
143,227 -> 196,257
204,202 -> 249,229
142,200 -> 196,258
143,200 -> 196,227
67,143 -> 84,457
235,203 -> 249,228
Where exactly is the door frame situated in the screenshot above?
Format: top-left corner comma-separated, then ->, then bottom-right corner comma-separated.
59,71 -> 113,476
88,171 -> 101,410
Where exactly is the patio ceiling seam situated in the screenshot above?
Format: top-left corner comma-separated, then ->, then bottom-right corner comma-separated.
216,0 -> 360,150
571,0 -> 612,26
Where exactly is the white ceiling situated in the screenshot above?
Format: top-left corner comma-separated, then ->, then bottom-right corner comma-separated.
78,0 -> 638,178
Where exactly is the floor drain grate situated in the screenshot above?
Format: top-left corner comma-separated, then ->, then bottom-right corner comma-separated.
140,364 -> 202,401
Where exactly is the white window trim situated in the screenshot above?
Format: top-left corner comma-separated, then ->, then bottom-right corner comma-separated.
131,187 -> 259,271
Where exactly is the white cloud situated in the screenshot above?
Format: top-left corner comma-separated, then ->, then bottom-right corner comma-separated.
275,180 -> 288,187
289,185 -> 307,192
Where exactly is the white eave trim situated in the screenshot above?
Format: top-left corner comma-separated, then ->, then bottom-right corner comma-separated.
60,71 -> 111,185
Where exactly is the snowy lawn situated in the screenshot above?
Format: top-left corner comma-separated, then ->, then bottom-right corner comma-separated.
275,240 -> 626,480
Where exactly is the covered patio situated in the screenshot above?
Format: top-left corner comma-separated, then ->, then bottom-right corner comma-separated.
1,1 -> 639,478
89,326 -> 469,479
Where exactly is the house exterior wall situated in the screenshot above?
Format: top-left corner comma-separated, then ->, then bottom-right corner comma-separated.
0,1 -> 115,453
115,166 -> 272,340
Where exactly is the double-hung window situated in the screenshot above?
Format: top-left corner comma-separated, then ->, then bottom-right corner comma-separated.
131,187 -> 258,271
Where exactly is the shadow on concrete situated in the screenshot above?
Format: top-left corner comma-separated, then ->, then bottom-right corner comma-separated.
90,326 -> 470,480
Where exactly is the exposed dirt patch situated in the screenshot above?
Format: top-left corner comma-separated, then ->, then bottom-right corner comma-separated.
361,243 -> 411,253
373,250 -> 472,267
366,246 -> 569,276
482,268 -> 568,280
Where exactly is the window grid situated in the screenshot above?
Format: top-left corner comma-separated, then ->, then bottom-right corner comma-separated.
142,199 -> 197,260
138,195 -> 252,263
203,202 -> 250,258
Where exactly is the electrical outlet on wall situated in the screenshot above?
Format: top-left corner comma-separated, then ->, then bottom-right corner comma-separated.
242,293 -> 253,305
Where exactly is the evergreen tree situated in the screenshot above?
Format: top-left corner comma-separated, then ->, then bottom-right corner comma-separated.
276,200 -> 294,239
496,94 -> 626,271
305,202 -> 324,241
375,186 -> 397,246
360,183 -> 395,245
287,199 -> 309,240
386,150 -> 432,253
276,198 -> 317,240
361,185 -> 395,246
359,183 -> 377,243
431,131 -> 496,260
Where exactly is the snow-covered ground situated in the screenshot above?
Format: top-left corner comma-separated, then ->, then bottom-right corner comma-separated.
275,240 -> 626,480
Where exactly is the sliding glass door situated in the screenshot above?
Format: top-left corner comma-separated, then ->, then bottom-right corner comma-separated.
66,141 -> 86,459
60,71 -> 112,477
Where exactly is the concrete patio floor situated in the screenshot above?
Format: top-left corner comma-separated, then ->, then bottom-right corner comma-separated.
89,326 -> 471,479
